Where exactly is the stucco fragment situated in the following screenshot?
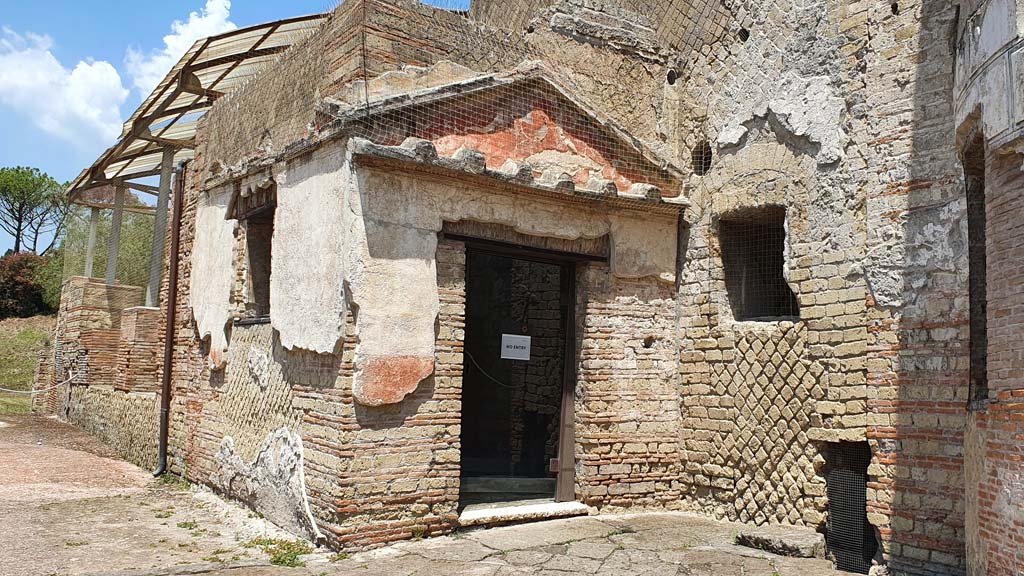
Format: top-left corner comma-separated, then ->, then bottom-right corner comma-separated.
190,187 -> 236,368
211,427 -> 321,541
270,144 -> 349,354
717,74 -> 846,165
609,215 -> 677,282
347,220 -> 439,407
332,60 -> 479,108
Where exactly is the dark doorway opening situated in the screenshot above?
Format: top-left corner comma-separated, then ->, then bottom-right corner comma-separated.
825,442 -> 879,574
459,243 -> 578,509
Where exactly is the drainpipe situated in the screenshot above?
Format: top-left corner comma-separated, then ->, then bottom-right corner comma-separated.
154,162 -> 186,477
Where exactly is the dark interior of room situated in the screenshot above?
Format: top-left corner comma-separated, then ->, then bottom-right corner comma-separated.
460,251 -> 567,506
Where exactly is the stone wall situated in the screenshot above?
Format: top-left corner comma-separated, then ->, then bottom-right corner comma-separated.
575,263 -> 682,509
862,0 -> 969,573
32,277 -> 159,469
114,307 -> 161,393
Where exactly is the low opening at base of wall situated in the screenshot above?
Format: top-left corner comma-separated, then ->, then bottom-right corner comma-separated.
824,441 -> 878,574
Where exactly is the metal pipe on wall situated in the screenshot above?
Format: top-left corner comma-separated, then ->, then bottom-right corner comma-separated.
153,162 -> 186,477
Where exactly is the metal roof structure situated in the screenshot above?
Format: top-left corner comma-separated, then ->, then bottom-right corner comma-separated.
67,13 -> 328,202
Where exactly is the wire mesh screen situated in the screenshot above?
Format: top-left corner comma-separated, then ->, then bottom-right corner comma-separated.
825,442 -> 878,574
718,207 -> 799,321
308,0 -> 742,193
58,204 -> 154,289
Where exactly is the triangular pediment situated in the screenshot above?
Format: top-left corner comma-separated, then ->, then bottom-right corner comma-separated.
324,64 -> 683,197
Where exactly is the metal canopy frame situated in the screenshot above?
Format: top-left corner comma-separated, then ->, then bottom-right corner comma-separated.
67,13 -> 328,201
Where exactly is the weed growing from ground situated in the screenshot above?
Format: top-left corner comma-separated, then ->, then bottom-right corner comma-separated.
244,537 -> 313,567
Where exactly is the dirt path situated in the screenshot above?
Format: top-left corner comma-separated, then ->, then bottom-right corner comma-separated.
0,415 -> 309,576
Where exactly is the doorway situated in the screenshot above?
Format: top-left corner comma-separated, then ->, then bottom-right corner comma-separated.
459,242 -> 578,509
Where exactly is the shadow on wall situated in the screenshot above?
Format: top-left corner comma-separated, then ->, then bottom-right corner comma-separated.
869,0 -> 969,574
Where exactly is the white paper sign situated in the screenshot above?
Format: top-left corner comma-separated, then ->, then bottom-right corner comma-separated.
501,334 -> 531,361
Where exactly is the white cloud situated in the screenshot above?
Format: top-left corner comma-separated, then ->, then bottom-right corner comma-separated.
125,0 -> 237,97
0,27 -> 128,149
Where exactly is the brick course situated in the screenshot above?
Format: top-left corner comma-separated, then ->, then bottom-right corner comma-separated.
36,2 -> 1024,574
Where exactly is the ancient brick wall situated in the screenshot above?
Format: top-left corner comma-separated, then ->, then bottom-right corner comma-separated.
964,150 -> 1024,576
31,277 -> 160,468
203,0 -> 680,179
861,0 -> 969,574
575,263 -> 682,508
55,1 -> 1010,572
30,351 -> 57,415
666,0 -> 973,572
162,129 -> 466,546
667,0 -> 867,543
114,307 -> 161,393
470,0 -> 733,59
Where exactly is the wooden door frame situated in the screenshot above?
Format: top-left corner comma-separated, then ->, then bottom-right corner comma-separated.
452,234 -> 594,503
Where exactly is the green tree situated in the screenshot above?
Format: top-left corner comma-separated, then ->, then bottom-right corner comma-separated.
0,253 -> 48,318
0,167 -> 67,254
37,205 -> 154,307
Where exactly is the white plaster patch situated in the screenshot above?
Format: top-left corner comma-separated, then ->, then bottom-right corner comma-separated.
717,74 -> 846,165
190,186 -> 236,368
609,214 -> 677,282
331,60 -> 479,109
270,144 -> 349,354
523,148 -> 603,176
347,220 -> 439,406
211,427 -> 321,541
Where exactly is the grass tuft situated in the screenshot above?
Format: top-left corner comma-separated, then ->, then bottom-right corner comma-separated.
244,537 -> 314,567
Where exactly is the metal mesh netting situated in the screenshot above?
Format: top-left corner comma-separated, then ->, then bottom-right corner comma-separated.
58,204 -> 154,289
718,206 -> 800,321
825,442 -> 879,574
310,0 -> 742,194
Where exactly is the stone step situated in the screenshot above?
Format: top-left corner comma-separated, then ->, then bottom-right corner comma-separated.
458,499 -> 589,527
735,524 -> 827,559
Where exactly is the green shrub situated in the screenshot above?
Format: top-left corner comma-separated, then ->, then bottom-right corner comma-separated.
0,253 -> 50,319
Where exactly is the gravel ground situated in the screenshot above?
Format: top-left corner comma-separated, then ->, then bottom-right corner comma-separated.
0,415 -> 312,576
0,414 -> 857,576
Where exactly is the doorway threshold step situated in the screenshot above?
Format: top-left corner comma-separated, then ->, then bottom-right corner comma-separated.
458,500 -> 590,527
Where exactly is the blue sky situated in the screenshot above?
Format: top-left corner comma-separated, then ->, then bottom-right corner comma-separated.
0,0 -> 469,253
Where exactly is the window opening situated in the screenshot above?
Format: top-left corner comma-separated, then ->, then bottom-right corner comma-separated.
719,206 -> 799,321
232,182 -> 276,320
691,140 -> 713,175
